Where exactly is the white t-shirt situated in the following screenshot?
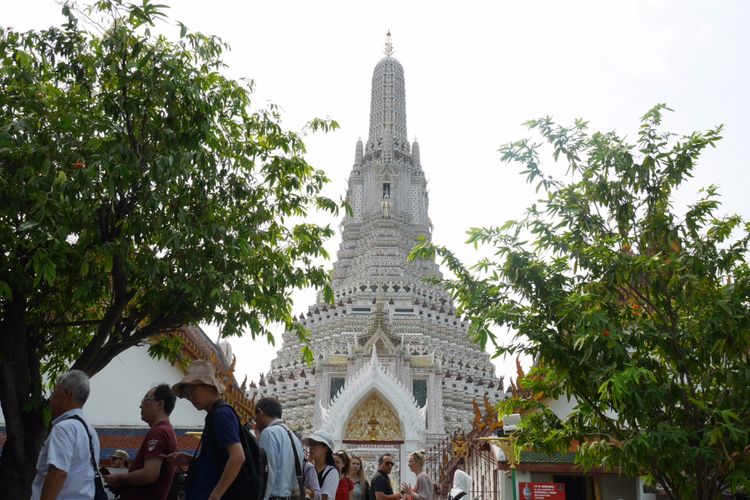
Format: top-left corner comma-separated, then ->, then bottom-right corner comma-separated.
31,408 -> 100,500
318,464 -> 339,500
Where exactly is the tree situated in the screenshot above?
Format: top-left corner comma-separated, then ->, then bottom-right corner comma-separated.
412,106 -> 750,499
0,1 -> 339,496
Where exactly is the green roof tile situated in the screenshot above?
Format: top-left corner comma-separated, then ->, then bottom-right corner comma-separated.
519,451 -> 576,464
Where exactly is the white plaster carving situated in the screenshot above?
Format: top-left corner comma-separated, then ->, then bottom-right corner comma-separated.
321,347 -> 426,443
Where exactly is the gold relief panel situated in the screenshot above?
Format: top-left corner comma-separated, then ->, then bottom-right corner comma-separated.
344,392 -> 404,441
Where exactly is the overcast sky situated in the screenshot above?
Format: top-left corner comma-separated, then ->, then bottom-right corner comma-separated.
6,0 -> 750,385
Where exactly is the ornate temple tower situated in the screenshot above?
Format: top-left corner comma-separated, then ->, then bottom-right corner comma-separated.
249,34 -> 503,480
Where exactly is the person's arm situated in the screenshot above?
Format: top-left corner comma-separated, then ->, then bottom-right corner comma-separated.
104,457 -> 162,487
41,421 -> 79,500
304,463 -> 322,500
40,465 -> 67,500
209,442 -> 245,500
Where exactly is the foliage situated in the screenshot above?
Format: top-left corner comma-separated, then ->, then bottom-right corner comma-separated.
411,106 -> 750,499
0,0 -> 339,379
0,2 -> 339,494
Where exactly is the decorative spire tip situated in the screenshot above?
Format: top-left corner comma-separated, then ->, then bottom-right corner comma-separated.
383,30 -> 394,57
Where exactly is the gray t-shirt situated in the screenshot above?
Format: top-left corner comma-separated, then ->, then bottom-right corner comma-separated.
411,472 -> 435,500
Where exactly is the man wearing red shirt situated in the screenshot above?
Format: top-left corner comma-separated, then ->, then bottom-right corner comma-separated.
104,384 -> 178,500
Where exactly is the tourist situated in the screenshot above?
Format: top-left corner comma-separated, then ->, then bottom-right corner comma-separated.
111,450 -> 130,469
254,396 -> 305,500
369,453 -> 401,500
333,450 -> 353,500
399,451 -> 433,500
103,384 -> 178,500
167,359 -> 245,500
447,470 -> 472,500
306,431 -> 339,500
348,455 -> 368,500
303,457 -> 322,500
293,429 -> 322,500
32,369 -> 101,500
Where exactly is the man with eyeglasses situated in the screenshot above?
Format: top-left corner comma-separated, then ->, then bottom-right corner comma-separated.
103,384 -> 178,500
369,454 -> 402,500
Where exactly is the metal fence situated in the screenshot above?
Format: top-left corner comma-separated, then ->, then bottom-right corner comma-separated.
425,432 -> 502,499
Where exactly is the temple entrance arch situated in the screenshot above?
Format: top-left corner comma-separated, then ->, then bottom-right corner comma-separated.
318,347 -> 425,485
344,391 -> 404,442
342,391 -> 406,481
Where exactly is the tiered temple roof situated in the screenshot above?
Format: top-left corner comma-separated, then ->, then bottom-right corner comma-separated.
250,35 -> 502,446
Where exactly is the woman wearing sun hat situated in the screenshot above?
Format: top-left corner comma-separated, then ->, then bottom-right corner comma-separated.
167,359 -> 246,500
306,430 -> 339,500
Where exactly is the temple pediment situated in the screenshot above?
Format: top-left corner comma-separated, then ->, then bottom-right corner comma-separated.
344,391 -> 404,442
320,346 -> 426,443
362,326 -> 397,356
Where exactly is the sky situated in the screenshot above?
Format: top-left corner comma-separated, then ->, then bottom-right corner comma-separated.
5,0 -> 750,385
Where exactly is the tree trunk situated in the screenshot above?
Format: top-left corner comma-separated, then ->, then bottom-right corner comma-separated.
0,297 -> 45,499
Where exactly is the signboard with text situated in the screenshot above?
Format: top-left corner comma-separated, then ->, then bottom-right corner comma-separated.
518,482 -> 566,500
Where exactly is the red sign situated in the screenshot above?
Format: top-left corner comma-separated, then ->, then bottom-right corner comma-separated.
518,482 -> 566,500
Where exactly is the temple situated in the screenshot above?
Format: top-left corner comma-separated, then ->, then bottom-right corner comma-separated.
249,34 -> 503,480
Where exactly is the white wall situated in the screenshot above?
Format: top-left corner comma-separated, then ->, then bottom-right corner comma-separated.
636,477 -> 658,500
545,395 -> 578,420
83,345 -> 204,427
1,345 -> 202,427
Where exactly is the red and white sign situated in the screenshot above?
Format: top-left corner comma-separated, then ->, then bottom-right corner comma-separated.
518,482 -> 566,500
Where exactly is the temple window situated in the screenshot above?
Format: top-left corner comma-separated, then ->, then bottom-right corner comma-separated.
413,379 -> 427,407
382,183 -> 390,199
330,376 -> 345,401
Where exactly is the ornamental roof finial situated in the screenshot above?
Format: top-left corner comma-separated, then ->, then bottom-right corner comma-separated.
383,30 -> 394,57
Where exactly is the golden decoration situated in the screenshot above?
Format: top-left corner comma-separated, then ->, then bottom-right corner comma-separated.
483,394 -> 503,433
471,399 -> 483,432
344,392 -> 404,441
451,429 -> 469,460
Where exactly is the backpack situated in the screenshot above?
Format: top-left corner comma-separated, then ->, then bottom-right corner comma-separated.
194,400 -> 268,500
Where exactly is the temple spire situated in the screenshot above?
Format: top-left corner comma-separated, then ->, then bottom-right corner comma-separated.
412,138 -> 420,166
354,138 -> 363,165
368,34 -> 407,150
383,30 -> 394,56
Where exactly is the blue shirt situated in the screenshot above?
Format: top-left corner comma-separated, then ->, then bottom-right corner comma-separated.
258,419 -> 304,499
187,404 -> 241,500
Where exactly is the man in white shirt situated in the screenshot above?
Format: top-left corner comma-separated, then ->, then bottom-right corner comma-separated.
32,369 -> 100,500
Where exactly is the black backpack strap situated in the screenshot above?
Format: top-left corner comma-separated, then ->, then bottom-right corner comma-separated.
63,415 -> 101,479
451,492 -> 467,500
318,465 -> 333,487
279,425 -> 304,495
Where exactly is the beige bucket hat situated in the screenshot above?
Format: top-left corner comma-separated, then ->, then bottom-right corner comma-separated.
172,359 -> 225,398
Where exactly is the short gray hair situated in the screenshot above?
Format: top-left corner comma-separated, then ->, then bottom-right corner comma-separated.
56,370 -> 90,406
